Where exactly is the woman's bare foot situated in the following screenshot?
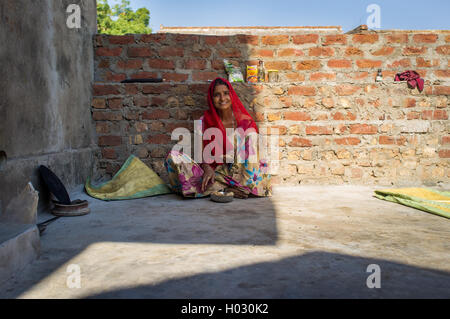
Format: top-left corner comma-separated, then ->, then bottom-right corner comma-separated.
225,188 -> 248,199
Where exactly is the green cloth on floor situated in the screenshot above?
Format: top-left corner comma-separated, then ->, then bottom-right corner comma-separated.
85,155 -> 172,201
374,187 -> 450,219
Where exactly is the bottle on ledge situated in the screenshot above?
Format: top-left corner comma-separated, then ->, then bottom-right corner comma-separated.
258,60 -> 266,83
376,69 -> 383,82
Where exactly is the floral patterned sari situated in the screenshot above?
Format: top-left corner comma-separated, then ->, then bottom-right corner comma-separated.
164,145 -> 272,198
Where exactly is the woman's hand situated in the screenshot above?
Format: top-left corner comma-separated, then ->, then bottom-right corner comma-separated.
201,164 -> 215,193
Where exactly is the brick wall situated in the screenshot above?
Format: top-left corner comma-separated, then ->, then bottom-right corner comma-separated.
92,31 -> 450,186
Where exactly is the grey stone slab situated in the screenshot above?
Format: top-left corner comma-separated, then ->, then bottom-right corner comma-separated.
0,224 -> 40,286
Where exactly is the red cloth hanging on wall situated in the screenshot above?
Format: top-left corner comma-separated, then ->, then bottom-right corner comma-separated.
394,70 -> 424,92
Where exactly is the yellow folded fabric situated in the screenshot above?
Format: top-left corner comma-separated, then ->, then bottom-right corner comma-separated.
374,187 -> 450,219
85,155 -> 172,201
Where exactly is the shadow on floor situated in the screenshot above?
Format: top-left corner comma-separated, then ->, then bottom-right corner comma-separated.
1,193 -> 279,298
86,251 -> 450,299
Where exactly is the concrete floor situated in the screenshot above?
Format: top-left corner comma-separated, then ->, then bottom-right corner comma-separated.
0,185 -> 449,299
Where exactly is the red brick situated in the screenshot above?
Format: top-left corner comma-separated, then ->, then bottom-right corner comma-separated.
162,73 -> 189,82
349,124 -> 378,134
93,84 -> 120,96
388,59 -> 411,68
189,84 -> 210,94
442,136 -> 450,145
218,48 -> 241,58
403,47 -> 427,55
142,109 -> 170,120
237,35 -> 259,45
147,134 -> 171,145
345,72 -> 369,80
334,137 -> 360,145
108,98 -> 123,109
151,97 -> 166,107
385,34 -> 408,43
262,35 -> 289,45
96,122 -> 110,134
417,57 -> 438,68
328,59 -> 352,68
286,73 -> 306,82
98,59 -> 110,68
134,96 -> 150,107
116,59 -> 143,70
160,47 -> 184,57
278,48 -> 304,57
322,35 -> 347,45
211,59 -> 225,70
310,72 -> 336,81
142,84 -> 172,94
372,47 -> 395,56
130,72 -> 158,79
279,96 -> 293,107
433,110 -> 448,120
306,126 -> 333,135
332,111 -> 356,121
335,85 -> 361,96
382,71 -> 397,78
289,137 -> 312,147
174,34 -> 199,43
345,47 -> 363,56
250,49 -> 274,58
96,47 -> 122,56
403,98 -> 416,108
98,136 -> 122,146
125,84 -> 139,95
141,34 -> 166,43
353,34 -> 379,44
191,49 -> 212,58
147,59 -> 175,69
92,98 -> 106,109
356,59 -> 382,68
308,47 -> 334,57
265,61 -> 291,70
124,111 -> 139,121
435,70 -> 450,78
128,47 -> 155,57
288,86 -> 316,96
204,36 -> 230,45
439,150 -> 450,158
101,148 -> 117,159
436,45 -> 450,55
296,60 -> 321,70
192,71 -> 219,81
105,72 -> 126,82
434,86 -> 450,95
407,111 -> 421,120
292,34 -> 319,44
284,112 -> 311,121
379,136 -> 406,145
413,34 -> 438,43
108,35 -> 135,45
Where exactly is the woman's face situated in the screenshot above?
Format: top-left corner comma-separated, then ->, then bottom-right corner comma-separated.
212,84 -> 232,111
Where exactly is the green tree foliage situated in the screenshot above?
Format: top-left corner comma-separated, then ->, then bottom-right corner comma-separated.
97,0 -> 152,35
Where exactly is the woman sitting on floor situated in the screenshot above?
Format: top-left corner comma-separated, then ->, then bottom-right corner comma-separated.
164,77 -> 272,199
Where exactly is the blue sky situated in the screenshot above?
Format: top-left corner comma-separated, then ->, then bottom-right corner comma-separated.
108,0 -> 450,33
